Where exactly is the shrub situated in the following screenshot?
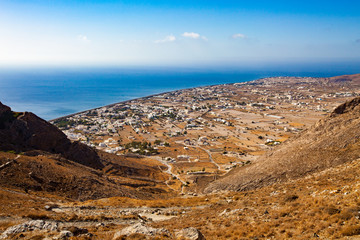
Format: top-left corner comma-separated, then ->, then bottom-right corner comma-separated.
325,206 -> 340,215
341,225 -> 360,236
284,194 -> 299,202
24,213 -> 49,220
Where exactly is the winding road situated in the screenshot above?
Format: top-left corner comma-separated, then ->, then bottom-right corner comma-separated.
149,156 -> 186,192
198,146 -> 221,170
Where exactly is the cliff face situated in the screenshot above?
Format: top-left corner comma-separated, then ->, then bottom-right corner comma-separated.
0,102 -> 103,169
205,97 -> 360,193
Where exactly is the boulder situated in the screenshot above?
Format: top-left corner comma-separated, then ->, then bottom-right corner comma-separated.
113,223 -> 169,239
175,227 -> 206,240
56,230 -> 74,239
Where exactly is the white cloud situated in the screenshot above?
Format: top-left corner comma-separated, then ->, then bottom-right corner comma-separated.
182,32 -> 208,41
77,35 -> 90,42
182,32 -> 200,39
232,33 -> 246,39
154,35 -> 176,44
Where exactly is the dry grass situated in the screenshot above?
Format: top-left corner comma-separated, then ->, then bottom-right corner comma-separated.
80,195 -> 211,208
0,220 -> 22,232
150,158 -> 360,239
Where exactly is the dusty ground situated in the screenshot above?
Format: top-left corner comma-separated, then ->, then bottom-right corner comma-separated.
2,156 -> 360,239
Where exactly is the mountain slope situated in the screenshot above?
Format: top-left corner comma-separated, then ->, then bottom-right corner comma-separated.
0,103 -> 172,200
205,97 -> 360,192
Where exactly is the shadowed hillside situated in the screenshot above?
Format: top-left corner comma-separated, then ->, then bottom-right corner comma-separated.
0,102 -> 103,169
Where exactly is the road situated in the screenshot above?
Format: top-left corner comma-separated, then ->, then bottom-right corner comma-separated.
198,146 -> 221,170
149,156 -> 186,192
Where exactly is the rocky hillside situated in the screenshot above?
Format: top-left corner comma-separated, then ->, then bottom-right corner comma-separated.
0,103 -> 171,200
0,102 -> 103,169
205,96 -> 360,193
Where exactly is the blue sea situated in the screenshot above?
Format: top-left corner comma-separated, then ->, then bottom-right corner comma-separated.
0,65 -> 359,120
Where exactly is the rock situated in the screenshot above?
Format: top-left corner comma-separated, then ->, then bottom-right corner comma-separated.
112,223 -> 169,239
96,222 -> 105,228
0,220 -> 59,239
42,221 -> 59,231
44,205 -> 52,211
56,230 -> 74,239
175,227 -> 206,240
44,204 -> 59,211
219,208 -> 240,217
81,232 -> 94,238
219,209 -> 229,217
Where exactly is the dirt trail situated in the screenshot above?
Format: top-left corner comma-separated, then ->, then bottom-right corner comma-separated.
198,146 -> 221,170
149,156 -> 186,193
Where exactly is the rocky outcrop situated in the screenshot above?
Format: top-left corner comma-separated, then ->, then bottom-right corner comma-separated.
0,220 -> 59,239
330,97 -> 360,116
205,97 -> 360,193
0,102 -> 103,169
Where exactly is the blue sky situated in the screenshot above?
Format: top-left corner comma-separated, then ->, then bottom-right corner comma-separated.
1,0 -> 360,67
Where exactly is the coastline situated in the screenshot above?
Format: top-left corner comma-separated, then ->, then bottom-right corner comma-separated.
49,75 -> 323,122
2,68 -> 348,121
49,82 -> 238,122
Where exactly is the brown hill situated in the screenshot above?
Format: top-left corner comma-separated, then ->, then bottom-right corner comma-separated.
0,152 -> 136,200
205,96 -> 360,193
0,150 -> 170,201
327,73 -> 360,85
0,103 -> 172,200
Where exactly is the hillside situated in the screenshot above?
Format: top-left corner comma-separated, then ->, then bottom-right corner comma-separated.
154,152 -> 360,239
205,96 -> 360,193
327,73 -> 360,85
0,102 -> 172,200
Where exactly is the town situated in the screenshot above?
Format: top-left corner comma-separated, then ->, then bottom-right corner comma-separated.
52,76 -> 359,192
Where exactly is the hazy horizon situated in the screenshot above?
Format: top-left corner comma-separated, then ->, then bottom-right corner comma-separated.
1,60 -> 360,74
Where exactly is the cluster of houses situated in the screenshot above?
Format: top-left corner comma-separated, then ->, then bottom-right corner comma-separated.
53,76 -> 359,163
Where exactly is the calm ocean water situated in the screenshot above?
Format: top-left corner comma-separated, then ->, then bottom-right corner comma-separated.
0,66 -> 358,120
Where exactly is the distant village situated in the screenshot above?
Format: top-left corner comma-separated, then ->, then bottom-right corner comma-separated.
52,76 -> 359,185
